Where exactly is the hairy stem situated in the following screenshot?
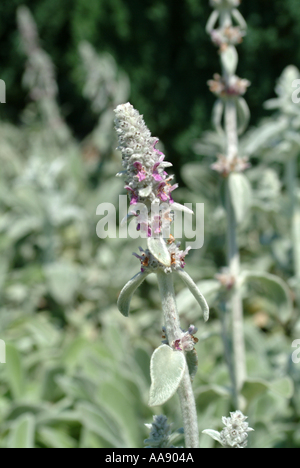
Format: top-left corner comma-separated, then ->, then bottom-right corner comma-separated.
156,270 -> 199,448
225,100 -> 246,409
286,156 -> 300,302
217,300 -> 235,395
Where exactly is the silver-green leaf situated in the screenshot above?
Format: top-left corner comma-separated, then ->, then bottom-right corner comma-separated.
240,270 -> 293,323
186,348 -> 198,382
221,46 -> 238,76
117,270 -> 149,317
175,269 -> 209,321
237,97 -> 250,135
212,99 -> 225,135
147,236 -> 171,267
202,429 -> 222,445
228,172 -> 252,224
149,345 -> 186,407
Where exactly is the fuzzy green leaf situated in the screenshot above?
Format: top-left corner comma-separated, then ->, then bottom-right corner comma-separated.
228,172 -> 252,224
240,270 -> 293,323
221,46 -> 238,75
117,270 -> 149,316
185,348 -> 198,382
241,378 -> 269,404
202,429 -> 222,444
149,345 -> 186,406
269,377 -> 294,398
5,343 -> 24,399
237,97 -> 250,135
175,269 -> 209,321
147,237 -> 171,267
8,413 -> 35,448
212,99 -> 225,135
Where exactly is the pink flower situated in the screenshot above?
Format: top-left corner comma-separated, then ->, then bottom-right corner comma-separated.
133,161 -> 146,181
125,186 -> 139,205
152,173 -> 163,182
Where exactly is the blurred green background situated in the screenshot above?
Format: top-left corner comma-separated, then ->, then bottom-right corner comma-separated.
0,0 -> 299,448
3,0 -> 300,176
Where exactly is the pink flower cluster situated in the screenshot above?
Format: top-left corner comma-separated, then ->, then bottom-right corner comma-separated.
114,103 -> 178,209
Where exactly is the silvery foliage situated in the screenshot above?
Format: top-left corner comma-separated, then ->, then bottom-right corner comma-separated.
241,65 -> 300,161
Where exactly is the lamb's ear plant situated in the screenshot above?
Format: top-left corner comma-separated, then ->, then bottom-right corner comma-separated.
114,102 -> 209,448
206,0 -> 251,410
244,65 -> 300,310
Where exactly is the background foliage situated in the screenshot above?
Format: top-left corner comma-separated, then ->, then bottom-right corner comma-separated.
2,0 -> 300,175
0,0 -> 299,448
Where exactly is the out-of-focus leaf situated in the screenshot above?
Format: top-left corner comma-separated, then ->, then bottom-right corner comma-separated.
8,217 -> 41,241
228,172 -> 252,224
44,261 -> 81,305
37,426 -> 77,448
237,97 -> 250,135
195,384 -> 231,410
40,366 -> 65,401
96,380 -> 141,448
269,377 -> 294,398
221,45 -> 238,75
212,99 -> 224,135
181,162 -> 217,199
7,413 -> 35,448
241,119 -> 287,156
241,378 -> 269,404
76,401 -> 124,448
56,375 -> 96,402
242,377 -> 294,408
240,271 -> 293,323
5,343 -> 25,399
202,429 -> 222,444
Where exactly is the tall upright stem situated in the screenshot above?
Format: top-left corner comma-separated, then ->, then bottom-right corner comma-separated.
225,100 -> 246,409
286,156 -> 300,303
156,270 -> 199,448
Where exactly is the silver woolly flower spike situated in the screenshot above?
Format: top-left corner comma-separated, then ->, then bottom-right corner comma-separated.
114,103 -> 209,322
202,410 -> 254,448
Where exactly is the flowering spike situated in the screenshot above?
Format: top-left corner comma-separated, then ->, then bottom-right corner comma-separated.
203,410 -> 254,448
144,415 -> 183,448
113,103 -> 210,448
114,103 -> 177,210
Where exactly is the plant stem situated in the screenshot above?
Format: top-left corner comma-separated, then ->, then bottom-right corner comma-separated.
224,100 -> 246,409
156,269 -> 199,448
217,300 -> 235,396
286,156 -> 300,302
